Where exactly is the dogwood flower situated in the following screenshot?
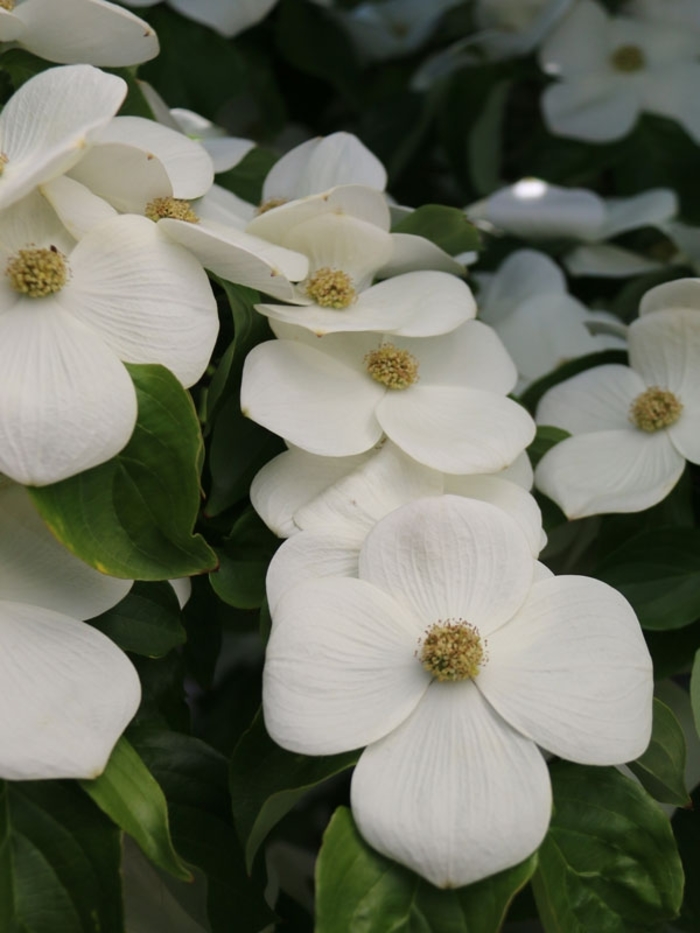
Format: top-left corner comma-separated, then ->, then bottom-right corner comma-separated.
0,0 -> 158,65
241,319 -> 536,474
535,278 -> 700,516
0,481 -> 140,779
122,0 -> 280,37
539,0 -> 700,143
263,496 -> 653,887
0,64 -> 127,212
0,190 -> 217,485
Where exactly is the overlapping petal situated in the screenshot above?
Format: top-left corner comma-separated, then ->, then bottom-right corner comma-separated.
536,364 -> 645,434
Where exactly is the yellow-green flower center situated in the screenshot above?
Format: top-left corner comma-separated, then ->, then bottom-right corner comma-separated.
305,267 -> 356,309
0,0 -> 15,11
418,620 -> 486,682
364,343 -> 419,390
145,196 -> 199,223
629,386 -> 683,432
257,196 -> 288,215
611,44 -> 645,72
6,246 -> 68,297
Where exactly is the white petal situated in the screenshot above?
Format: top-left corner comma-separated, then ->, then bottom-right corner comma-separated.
0,303 -> 137,486
0,484 -> 132,617
564,243 -> 663,277
196,184 -> 255,227
538,0 -> 610,78
250,447 -> 373,537
442,475 -> 544,556
378,385 -> 536,474
41,175 -> 117,239
477,249 -> 566,326
534,429 -> 685,517
536,364 -> 645,434
601,189 -> 678,238
266,532 -> 360,614
68,142 -> 173,214
62,215 -> 218,387
629,307 -> 700,398
169,0 -> 279,36
263,577 -> 429,754
241,340 -> 384,456
262,132 -> 387,202
359,496 -> 534,635
641,62 -> 700,144
0,601 -> 140,780
352,681 -> 551,889
0,64 -> 126,210
0,8 -> 23,41
478,576 -> 653,764
639,277 -> 700,316
93,116 -> 214,199
470,184 -> 605,241
541,77 -> 640,143
159,217 -> 307,301
380,233 -> 466,277
16,0 -> 159,66
498,450 -> 534,489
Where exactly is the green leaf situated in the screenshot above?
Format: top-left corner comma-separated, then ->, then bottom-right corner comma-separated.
230,710 -> 358,872
30,364 -> 218,580
214,148 -> 279,207
627,698 -> 690,807
111,67 -> 157,119
690,650 -> 700,739
519,349 -> 628,414
89,581 -> 186,657
80,737 -> 191,882
316,806 -> 538,933
129,728 -> 274,933
595,527 -> 700,630
210,508 -> 279,609
532,762 -> 684,932
393,204 -> 481,255
0,780 -> 123,933
527,425 -> 571,468
468,79 -> 511,196
0,49 -> 51,88
673,783 -> 700,930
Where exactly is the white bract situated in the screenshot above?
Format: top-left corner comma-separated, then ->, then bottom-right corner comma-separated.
241,319 -> 536,474
0,0 -> 158,65
121,0 -> 280,37
539,0 -> 700,143
0,482 -> 139,780
0,64 -> 127,211
476,249 -> 627,389
0,191 -> 217,485
263,496 -> 653,887
535,278 -> 700,517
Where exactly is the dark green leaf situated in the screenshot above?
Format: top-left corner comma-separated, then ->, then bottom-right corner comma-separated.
89,581 -> 186,657
0,49 -> 51,88
673,783 -> 700,931
691,650 -> 700,740
111,67 -> 156,119
468,79 -> 511,196
230,710 -> 358,872
210,508 -> 278,609
393,204 -> 481,254
595,527 -> 700,630
519,349 -> 628,414
215,148 -> 279,206
80,737 -> 191,881
0,780 -> 123,933
532,762 -> 684,932
527,425 -> 571,469
316,806 -> 538,933
30,364 -> 217,580
627,699 -> 690,807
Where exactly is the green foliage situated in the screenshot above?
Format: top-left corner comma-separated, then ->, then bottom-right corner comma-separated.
214,147 -> 279,205
527,425 -> 571,468
533,762 -> 684,932
30,364 -> 217,580
627,699 -> 690,807
89,581 -> 186,657
79,737 -> 190,881
230,710 -> 358,871
392,204 -> 481,254
691,650 -> 700,739
315,807 -> 538,932
210,507 -> 279,609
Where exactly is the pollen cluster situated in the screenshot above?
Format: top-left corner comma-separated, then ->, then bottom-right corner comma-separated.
629,385 -> 683,432
610,44 -> 645,72
145,196 -> 199,224
418,620 -> 486,682
364,343 -> 419,390
6,246 -> 68,297
0,0 -> 15,10
305,267 -> 356,309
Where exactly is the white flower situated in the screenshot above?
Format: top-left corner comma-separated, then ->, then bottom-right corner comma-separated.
169,108 -> 255,173
0,64 -> 127,212
263,496 -> 653,887
539,0 -> 700,143
535,278 -> 700,517
0,0 -> 158,65
241,319 -> 536,473
627,0 -> 700,35
0,481 -> 140,779
121,0 -> 280,37
0,190 -> 217,485
476,249 -> 627,389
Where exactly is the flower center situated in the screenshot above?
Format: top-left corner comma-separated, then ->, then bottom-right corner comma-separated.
257,196 -> 288,215
418,620 -> 486,682
6,246 -> 68,297
145,196 -> 199,223
629,386 -> 683,432
364,343 -> 419,390
305,267 -> 356,309
610,44 -> 645,72
0,0 -> 15,10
